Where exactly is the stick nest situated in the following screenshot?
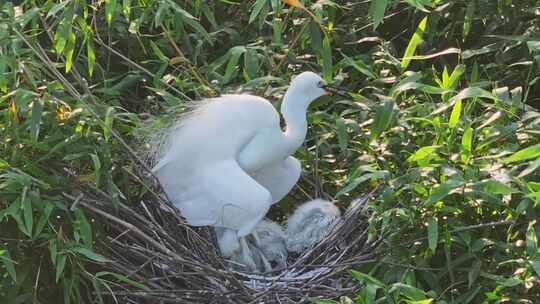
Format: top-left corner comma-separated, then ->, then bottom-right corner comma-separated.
74,178 -> 381,304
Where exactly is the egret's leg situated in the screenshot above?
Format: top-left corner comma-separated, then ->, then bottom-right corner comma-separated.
215,228 -> 240,257
239,237 -> 258,272
252,231 -> 273,272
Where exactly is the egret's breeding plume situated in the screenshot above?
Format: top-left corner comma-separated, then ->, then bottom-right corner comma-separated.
287,199 -> 342,254
151,72 -> 332,271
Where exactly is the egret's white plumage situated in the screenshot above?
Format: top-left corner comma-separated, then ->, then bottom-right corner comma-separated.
286,199 -> 341,254
151,72 -> 328,267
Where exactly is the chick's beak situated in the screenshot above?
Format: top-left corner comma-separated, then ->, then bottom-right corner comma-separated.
322,84 -> 350,98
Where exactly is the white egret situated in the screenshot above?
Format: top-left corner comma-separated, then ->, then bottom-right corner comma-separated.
152,72 -> 334,270
286,199 -> 341,254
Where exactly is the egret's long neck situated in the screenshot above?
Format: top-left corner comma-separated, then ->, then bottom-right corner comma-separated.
281,88 -> 309,151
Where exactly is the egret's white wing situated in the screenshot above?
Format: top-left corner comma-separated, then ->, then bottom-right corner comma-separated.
161,159 -> 272,237
250,156 -> 301,204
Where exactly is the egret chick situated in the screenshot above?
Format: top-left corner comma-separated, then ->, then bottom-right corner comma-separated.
286,199 -> 341,254
252,220 -> 287,269
152,72 -> 336,270
217,220 -> 287,272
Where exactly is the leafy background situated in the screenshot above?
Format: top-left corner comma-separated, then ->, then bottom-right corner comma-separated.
1,0 -> 540,303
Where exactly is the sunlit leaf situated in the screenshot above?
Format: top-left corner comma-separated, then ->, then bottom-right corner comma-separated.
425,179 -> 463,205
401,16 -> 428,69
460,126 -> 473,164
448,99 -> 462,129
407,146 -> 438,162
503,144 -> 540,163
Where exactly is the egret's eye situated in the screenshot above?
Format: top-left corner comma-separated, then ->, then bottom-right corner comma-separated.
317,81 -> 325,88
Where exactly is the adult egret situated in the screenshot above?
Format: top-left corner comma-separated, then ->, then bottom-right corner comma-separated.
286,199 -> 341,254
151,72 -> 335,269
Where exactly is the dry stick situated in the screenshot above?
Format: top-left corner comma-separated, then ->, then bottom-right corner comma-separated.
74,198 -> 229,277
69,196 -> 252,298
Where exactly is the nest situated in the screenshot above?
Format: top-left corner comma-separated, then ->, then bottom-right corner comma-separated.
69,176 -> 382,303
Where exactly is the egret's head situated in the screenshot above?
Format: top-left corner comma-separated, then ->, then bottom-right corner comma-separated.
289,71 -> 328,104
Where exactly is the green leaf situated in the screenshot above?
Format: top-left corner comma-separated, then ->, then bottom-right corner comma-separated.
336,118 -> 348,153
526,222 -> 538,256
407,146 -> 438,162
530,260 -> 540,277
103,107 -> 115,141
249,0 -> 267,24
337,171 -> 388,197
87,39 -> 96,77
342,53 -> 378,79
106,0 -> 118,24
65,31 -> 76,73
244,48 -> 259,80
55,254 -> 66,283
223,46 -> 245,84
463,1 -> 475,39
46,1 -> 70,19
450,87 -> 498,103
448,99 -> 462,129
149,41 -> 169,62
371,100 -> 395,141
389,283 -> 429,300
34,202 -> 54,238
75,209 -> 93,247
96,271 -> 150,290
30,97 -> 44,142
369,0 -> 388,30
503,144 -> 540,163
447,64 -> 466,89
460,126 -> 473,164
73,247 -> 110,263
322,35 -> 333,81
351,270 -> 386,287
401,16 -> 428,70
468,260 -> 482,289
22,193 -> 33,237
425,179 -> 463,205
427,217 -> 438,252
0,250 -> 17,282
481,180 -> 516,194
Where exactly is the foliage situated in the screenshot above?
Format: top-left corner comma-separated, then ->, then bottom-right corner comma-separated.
1,0 -> 540,303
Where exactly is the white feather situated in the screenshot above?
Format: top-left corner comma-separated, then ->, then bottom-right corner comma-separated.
286,199 -> 341,254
